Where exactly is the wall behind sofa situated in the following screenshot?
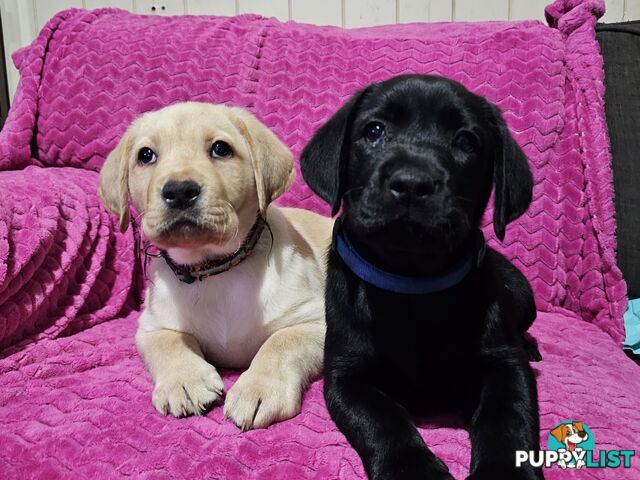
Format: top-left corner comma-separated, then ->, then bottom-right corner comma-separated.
1,0 -> 638,102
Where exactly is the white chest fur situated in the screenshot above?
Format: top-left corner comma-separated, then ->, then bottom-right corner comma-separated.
137,216 -> 327,369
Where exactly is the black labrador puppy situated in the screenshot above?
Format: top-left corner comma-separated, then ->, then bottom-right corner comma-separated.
300,74 -> 543,480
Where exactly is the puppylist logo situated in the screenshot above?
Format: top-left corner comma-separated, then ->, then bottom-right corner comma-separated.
515,420 -> 635,470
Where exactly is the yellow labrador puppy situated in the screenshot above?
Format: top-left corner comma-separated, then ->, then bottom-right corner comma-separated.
99,102 -> 331,429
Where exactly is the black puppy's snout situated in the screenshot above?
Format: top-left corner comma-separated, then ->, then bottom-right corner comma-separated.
162,180 -> 201,210
387,170 -> 441,202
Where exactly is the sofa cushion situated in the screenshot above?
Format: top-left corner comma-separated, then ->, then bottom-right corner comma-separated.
0,9 -> 266,173
253,13 -> 629,341
0,309 -> 638,479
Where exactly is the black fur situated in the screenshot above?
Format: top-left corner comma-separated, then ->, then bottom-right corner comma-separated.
300,75 -> 543,480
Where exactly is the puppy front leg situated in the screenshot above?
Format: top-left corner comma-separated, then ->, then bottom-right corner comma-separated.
325,372 -> 454,480
466,350 -> 543,480
224,320 -> 324,430
136,328 -> 224,417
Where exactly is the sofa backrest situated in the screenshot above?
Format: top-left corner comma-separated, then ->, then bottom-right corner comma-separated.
0,0 -> 626,342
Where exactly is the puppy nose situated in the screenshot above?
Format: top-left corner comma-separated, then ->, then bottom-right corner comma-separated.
161,180 -> 201,210
388,171 -> 439,201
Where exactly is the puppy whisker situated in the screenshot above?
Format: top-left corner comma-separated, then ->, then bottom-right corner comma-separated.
344,186 -> 365,199
452,195 -> 473,206
133,209 -> 148,224
227,220 -> 240,244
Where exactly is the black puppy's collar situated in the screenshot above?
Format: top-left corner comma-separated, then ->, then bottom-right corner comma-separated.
144,213 -> 266,284
335,229 -> 486,295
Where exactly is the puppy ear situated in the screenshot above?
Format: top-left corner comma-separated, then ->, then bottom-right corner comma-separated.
99,128 -> 132,233
300,87 -> 369,216
232,108 -> 295,217
550,425 -> 565,442
490,105 -> 533,241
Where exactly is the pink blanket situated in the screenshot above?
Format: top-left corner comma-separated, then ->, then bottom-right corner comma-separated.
0,0 -> 637,478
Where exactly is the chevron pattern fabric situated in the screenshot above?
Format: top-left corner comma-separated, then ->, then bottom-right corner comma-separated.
0,0 -> 637,478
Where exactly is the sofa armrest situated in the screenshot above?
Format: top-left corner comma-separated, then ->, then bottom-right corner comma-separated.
0,166 -> 141,353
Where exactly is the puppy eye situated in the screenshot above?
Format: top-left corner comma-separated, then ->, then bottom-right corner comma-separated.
453,131 -> 479,154
363,122 -> 385,142
137,147 -> 157,165
210,141 -> 233,158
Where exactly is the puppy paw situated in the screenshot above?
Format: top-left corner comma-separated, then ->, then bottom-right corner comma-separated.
224,370 -> 301,430
152,361 -> 224,417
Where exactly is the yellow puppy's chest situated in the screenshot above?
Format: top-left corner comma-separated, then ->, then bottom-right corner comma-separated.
139,247 -> 302,370
143,259 -> 267,368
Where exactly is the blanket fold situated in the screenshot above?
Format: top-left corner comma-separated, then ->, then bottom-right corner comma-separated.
0,166 -> 140,353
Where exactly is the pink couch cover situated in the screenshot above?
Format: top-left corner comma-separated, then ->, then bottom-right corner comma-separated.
0,0 -> 638,478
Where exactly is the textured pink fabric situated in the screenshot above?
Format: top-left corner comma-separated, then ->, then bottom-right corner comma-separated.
0,166 -> 140,353
0,0 -> 635,478
1,311 -> 638,479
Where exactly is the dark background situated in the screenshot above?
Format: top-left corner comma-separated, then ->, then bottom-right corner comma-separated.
597,22 -> 640,300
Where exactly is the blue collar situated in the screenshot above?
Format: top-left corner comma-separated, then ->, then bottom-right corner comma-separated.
335,231 -> 486,295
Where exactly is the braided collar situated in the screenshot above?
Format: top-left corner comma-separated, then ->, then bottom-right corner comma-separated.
145,214 -> 267,284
